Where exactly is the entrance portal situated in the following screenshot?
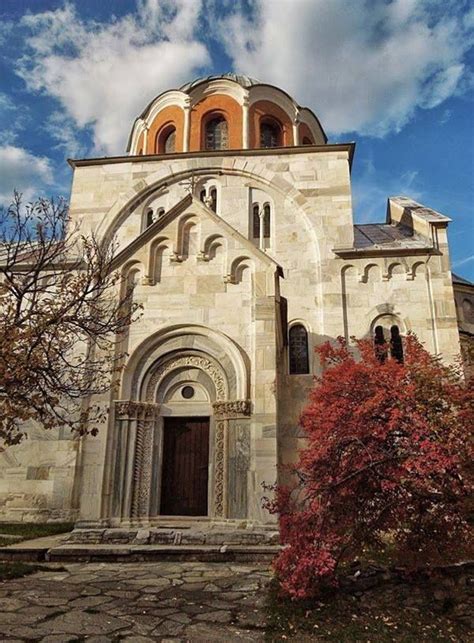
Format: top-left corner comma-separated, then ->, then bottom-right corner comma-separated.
160,417 -> 210,516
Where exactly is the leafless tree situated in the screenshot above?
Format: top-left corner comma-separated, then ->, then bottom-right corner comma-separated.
0,192 -> 140,445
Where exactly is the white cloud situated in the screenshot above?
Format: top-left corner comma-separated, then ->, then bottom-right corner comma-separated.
17,0 -> 210,155
218,0 -> 474,137
0,146 -> 54,204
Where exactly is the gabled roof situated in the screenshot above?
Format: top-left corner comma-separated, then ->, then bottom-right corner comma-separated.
111,193 -> 282,273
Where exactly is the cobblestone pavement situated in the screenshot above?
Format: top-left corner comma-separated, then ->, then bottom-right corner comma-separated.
0,562 -> 272,641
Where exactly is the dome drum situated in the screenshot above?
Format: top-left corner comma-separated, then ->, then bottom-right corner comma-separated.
128,74 -> 326,155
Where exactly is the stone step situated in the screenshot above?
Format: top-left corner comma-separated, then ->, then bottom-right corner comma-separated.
0,542 -> 280,563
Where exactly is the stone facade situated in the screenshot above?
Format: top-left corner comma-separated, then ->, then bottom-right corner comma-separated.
0,75 -> 470,527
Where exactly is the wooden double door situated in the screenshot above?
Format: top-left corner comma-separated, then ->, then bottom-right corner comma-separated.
160,417 -> 210,516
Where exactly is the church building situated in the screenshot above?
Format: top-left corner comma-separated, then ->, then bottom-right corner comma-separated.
0,74 -> 472,541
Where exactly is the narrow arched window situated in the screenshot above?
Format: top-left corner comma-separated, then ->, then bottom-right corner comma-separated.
146,208 -> 154,228
390,325 -> 404,363
205,116 -> 228,150
157,207 -> 165,218
374,325 -> 387,363
200,189 -> 206,203
263,203 -> 271,238
209,187 -> 217,213
163,128 -> 176,153
289,324 -> 309,374
252,204 -> 260,239
260,119 -> 282,148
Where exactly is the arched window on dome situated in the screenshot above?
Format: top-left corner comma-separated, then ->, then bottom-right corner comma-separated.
156,124 -> 176,154
289,324 -> 309,374
260,118 -> 282,148
205,116 -> 228,150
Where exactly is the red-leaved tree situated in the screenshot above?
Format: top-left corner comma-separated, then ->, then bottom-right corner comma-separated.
267,334 -> 473,599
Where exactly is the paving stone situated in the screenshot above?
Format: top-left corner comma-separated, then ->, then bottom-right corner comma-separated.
1,597 -> 28,611
40,637 -> 78,643
195,610 -> 232,623
152,619 -> 186,636
0,561 -> 271,641
45,611 -> 128,635
68,595 -> 113,608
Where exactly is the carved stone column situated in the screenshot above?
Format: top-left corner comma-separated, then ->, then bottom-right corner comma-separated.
212,400 -> 251,519
114,401 -> 159,522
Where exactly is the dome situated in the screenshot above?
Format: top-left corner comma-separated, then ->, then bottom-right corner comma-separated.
180,73 -> 261,93
127,74 -> 327,155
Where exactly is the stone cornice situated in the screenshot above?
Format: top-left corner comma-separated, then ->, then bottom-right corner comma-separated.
67,142 -> 356,170
333,246 -> 440,259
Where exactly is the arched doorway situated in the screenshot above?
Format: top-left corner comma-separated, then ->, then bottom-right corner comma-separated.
109,326 -> 252,525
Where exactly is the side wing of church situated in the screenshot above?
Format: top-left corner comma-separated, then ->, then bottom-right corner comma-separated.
1,74 -> 472,534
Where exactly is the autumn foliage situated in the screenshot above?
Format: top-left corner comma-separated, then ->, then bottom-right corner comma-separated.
0,193 -> 140,445
268,335 -> 473,599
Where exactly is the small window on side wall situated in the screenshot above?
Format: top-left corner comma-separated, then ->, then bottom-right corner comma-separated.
209,187 -> 217,213
146,208 -> 154,228
390,325 -> 404,363
263,203 -> 271,238
252,204 -> 260,239
289,324 -> 309,374
373,324 -> 404,363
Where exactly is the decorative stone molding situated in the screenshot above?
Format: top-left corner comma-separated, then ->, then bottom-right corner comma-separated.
170,251 -> 184,263
214,419 -> 227,518
145,355 -> 227,401
213,399 -> 251,418
131,417 -> 154,519
115,400 -> 159,420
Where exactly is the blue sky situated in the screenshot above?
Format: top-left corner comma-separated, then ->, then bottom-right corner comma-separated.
0,0 -> 473,279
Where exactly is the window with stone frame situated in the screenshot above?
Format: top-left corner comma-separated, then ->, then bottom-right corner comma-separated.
263,203 -> 271,238
260,118 -> 282,148
289,324 -> 310,374
209,187 -> 217,213
146,208 -> 154,228
205,116 -> 228,150
252,204 -> 260,239
390,325 -> 404,363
